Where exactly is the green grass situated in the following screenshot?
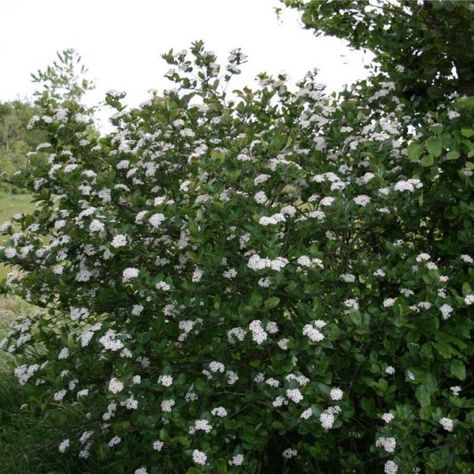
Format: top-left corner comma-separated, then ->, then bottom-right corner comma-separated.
0,191 -> 35,366
0,191 -> 34,281
0,191 -> 34,225
0,192 -> 95,473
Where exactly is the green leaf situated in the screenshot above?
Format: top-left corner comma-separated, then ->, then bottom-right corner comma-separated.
461,128 -> 474,138
421,154 -> 434,167
264,296 -> 280,309
186,468 -> 202,474
446,150 -> 460,160
250,289 -> 262,308
348,310 -> 363,327
425,137 -> 442,157
415,384 -> 432,408
415,374 -> 437,408
407,142 -> 423,162
210,149 -> 225,160
450,360 -> 466,380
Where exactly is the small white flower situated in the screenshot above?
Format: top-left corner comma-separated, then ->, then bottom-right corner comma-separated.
344,299 -> 359,310
229,454 -> 244,466
54,390 -> 67,402
286,388 -> 303,404
330,388 -> 343,400
223,268 -> 237,279
382,412 -> 395,423
58,438 -> 70,453
384,460 -> 398,474
320,196 -> 335,207
278,338 -> 289,350
108,436 -> 121,447
89,219 -> 104,233
158,375 -> 173,387
192,267 -> 203,282
153,440 -> 164,452
254,174 -> 270,185
416,253 -> 431,263
155,281 -> 171,291
108,377 -> 124,394
161,399 -> 175,412
450,386 -> 461,396
211,406 -> 228,417
376,436 -> 396,453
58,347 -> 69,360
439,417 -> 454,432
383,298 -> 396,308
111,234 -> 127,248
440,304 -> 453,319
297,255 -> 312,267
303,323 -> 324,342
385,366 -> 395,375
149,213 -> 166,228
134,468 -> 148,474
209,361 -> 225,373
282,448 -> 297,459
192,449 -> 207,465
122,267 -> 139,282
254,191 -> 268,204
353,195 -> 371,207
319,411 -> 335,430
340,273 -> 356,283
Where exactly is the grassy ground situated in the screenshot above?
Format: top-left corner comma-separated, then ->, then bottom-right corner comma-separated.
0,191 -> 35,366
0,192 -> 80,472
0,191 -> 34,280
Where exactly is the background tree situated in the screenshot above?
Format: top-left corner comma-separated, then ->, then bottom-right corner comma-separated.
31,48 -> 95,103
282,0 -> 474,108
0,49 -> 97,191
0,100 -> 46,192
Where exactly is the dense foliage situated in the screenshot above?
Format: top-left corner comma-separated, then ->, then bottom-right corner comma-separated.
283,0 -> 474,105
0,100 -> 46,192
0,3 -> 473,473
1,49 -> 94,193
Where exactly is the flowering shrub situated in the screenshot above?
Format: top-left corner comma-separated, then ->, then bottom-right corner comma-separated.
0,38 -> 473,473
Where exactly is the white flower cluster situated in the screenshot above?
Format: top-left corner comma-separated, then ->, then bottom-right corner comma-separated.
149,213 -> 166,228
258,213 -> 285,226
192,449 -> 207,465
249,320 -> 267,344
394,178 -> 423,192
189,419 -> 213,434
439,417 -> 454,432
282,448 -> 297,459
376,436 -> 397,453
158,375 -> 173,387
303,320 -> 326,342
108,377 -> 124,394
319,406 -> 341,430
122,267 -> 139,282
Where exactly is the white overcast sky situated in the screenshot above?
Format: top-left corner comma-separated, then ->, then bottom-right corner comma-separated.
1,0 -> 372,113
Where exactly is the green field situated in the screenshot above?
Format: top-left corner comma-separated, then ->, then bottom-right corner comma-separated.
0,191 -> 34,223
0,192 -> 35,355
0,192 -> 34,279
